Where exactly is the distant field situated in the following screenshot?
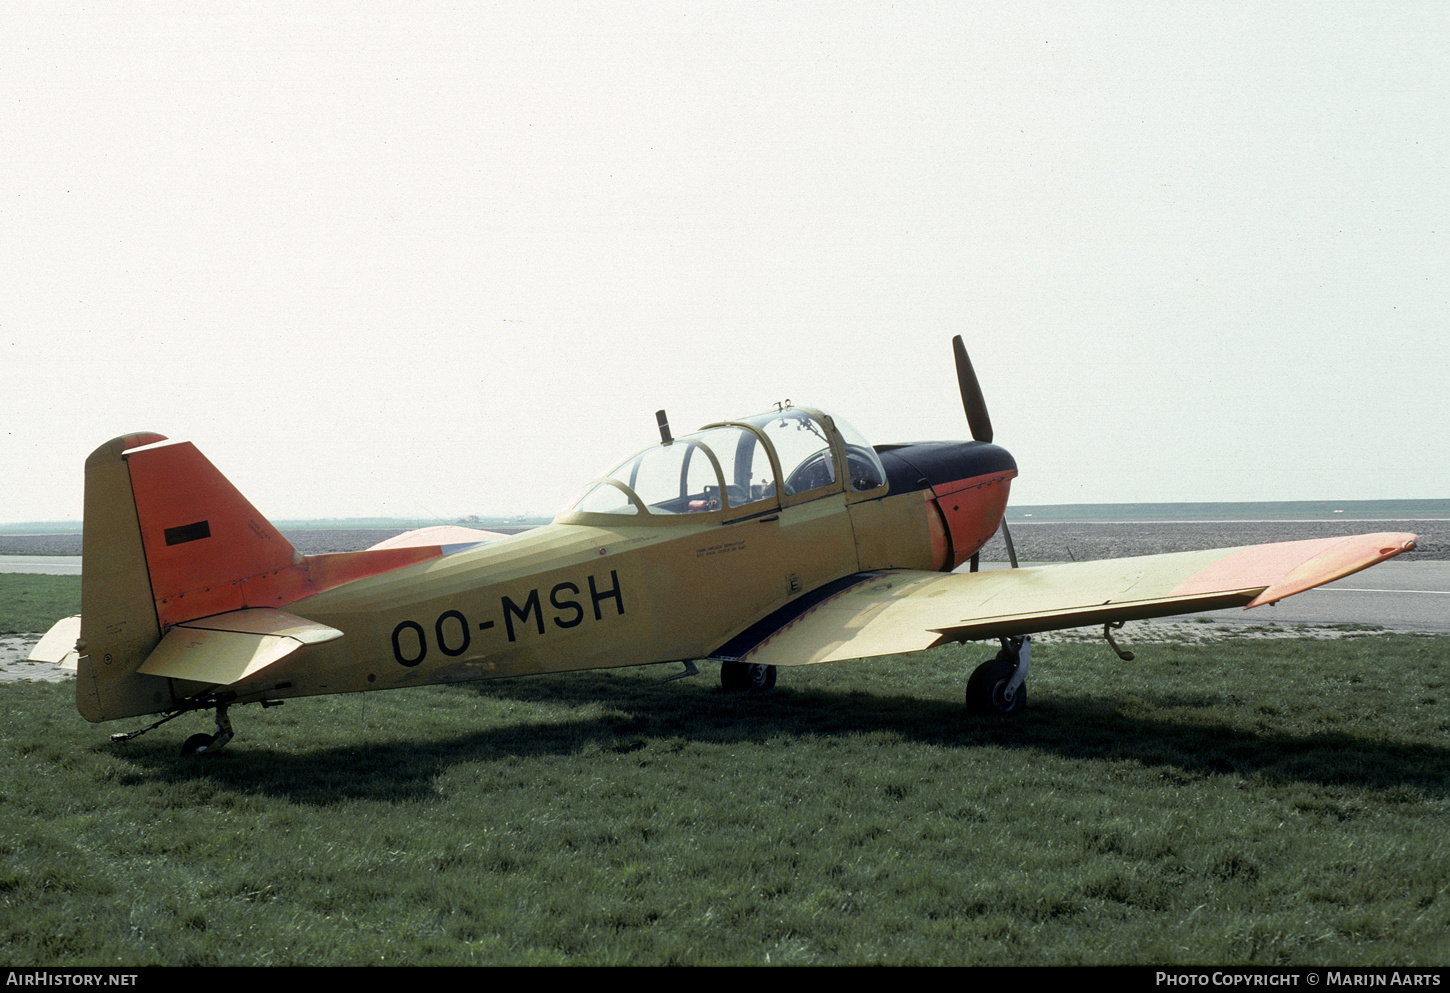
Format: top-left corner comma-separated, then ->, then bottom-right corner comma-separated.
1006,499 -> 1450,520
3,518 -> 1447,559
6,500 -> 1447,536
0,517 -> 548,537
979,519 -> 1446,562
0,526 -> 536,557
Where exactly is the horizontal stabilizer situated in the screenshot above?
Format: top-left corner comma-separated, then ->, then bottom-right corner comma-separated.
137,608 -> 342,686
28,615 -> 81,670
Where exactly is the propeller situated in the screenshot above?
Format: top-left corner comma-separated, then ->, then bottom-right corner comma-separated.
952,335 -> 993,443
952,335 -> 1018,569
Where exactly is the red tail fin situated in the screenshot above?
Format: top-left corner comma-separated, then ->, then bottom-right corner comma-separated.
125,441 -> 304,626
75,434 -> 451,721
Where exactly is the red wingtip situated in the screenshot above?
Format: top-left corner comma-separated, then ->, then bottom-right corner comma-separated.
1243,532 -> 1418,609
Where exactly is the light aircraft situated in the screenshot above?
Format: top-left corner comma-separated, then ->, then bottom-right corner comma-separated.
30,338 -> 1417,753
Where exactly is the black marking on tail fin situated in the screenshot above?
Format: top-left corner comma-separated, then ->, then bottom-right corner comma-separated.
164,520 -> 211,546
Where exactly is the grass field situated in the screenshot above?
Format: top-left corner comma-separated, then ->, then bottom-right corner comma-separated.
0,574 -> 79,635
2,632 -> 1446,965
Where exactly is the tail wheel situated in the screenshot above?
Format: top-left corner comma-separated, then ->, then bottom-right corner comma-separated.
720,660 -> 777,691
180,705 -> 235,755
180,733 -> 215,756
966,656 -> 1025,715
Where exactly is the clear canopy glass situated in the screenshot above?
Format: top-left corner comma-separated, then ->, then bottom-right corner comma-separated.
562,406 -> 886,519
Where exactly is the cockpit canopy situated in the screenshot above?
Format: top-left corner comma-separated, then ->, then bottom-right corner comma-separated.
560,407 -> 888,523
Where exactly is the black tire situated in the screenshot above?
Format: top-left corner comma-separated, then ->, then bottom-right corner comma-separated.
181,733 -> 215,756
721,660 -> 777,691
966,657 -> 1025,715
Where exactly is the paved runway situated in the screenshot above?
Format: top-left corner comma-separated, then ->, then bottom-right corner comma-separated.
1190,560 -> 1450,632
0,555 -> 80,574
967,559 -> 1449,633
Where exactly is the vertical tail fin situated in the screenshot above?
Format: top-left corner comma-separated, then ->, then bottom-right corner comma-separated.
74,433 -> 447,722
77,433 -> 171,721
76,434 -> 304,721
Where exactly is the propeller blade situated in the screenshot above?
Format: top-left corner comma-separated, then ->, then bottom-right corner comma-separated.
952,335 -> 993,443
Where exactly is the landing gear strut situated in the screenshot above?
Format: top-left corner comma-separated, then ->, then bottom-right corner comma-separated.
180,704 -> 234,756
966,635 -> 1030,715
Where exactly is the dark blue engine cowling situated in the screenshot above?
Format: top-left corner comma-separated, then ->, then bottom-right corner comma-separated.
875,440 -> 1018,569
875,441 -> 1017,494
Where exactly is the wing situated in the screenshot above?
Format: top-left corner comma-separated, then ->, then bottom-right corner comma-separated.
715,532 -> 1417,667
367,525 -> 511,551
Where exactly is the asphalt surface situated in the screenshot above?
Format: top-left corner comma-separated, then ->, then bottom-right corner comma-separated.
0,555 -> 80,574
975,559 -> 1450,634
1193,559 -> 1450,632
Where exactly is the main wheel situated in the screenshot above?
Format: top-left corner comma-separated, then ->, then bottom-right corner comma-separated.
180,732 -> 215,756
966,657 -> 1025,715
720,660 -> 777,691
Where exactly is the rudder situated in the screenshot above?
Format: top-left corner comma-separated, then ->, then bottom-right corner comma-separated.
75,434 -> 305,721
76,433 -> 172,721
69,433 -> 450,723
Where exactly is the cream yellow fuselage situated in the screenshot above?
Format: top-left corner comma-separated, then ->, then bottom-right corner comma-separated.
228,489 -> 937,707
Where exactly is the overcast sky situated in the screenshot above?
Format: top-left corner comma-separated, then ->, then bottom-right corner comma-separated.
3,2 -> 1445,523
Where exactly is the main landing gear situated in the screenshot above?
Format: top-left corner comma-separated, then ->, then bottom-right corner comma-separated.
966,635 -> 1030,715
719,660 -> 777,691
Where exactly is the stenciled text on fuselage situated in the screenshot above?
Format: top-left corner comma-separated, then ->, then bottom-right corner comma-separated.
389,571 -> 625,667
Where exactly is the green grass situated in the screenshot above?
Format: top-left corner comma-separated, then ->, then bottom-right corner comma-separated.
1,634 -> 1447,965
0,574 -> 80,634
